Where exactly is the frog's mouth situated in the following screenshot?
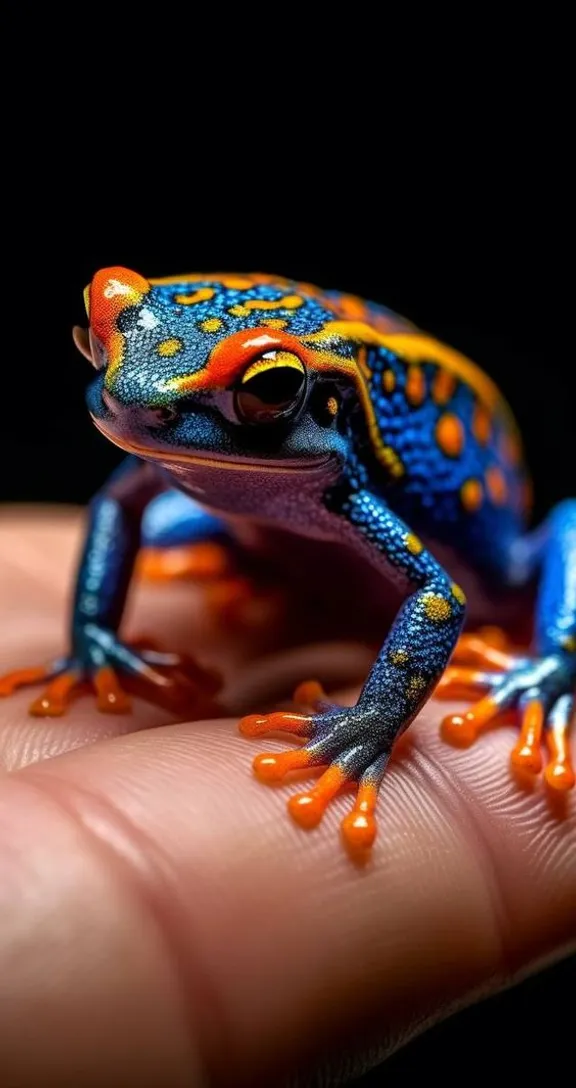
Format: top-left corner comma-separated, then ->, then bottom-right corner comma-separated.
92,418 -> 334,475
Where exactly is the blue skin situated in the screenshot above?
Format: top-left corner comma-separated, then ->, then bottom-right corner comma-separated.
2,271 -> 574,823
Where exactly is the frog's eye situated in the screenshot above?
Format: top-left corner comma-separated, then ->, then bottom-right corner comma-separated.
234,351 -> 307,425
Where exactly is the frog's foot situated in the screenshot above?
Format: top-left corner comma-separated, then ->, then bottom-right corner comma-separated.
240,688 -> 393,852
437,651 -> 575,791
0,629 -> 222,718
205,577 -> 287,633
137,542 -> 232,582
450,626 -> 516,671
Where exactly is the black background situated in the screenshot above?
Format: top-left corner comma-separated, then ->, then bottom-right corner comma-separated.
1,94 -> 573,1084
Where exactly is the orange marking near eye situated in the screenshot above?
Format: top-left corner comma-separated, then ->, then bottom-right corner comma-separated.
472,404 -> 492,445
486,466 -> 508,505
511,699 -> 544,774
175,287 -> 215,305
341,782 -> 379,850
383,369 -> 395,392
436,412 -> 464,457
432,368 -> 456,405
406,364 -> 426,406
265,318 -> 288,329
461,478 -> 483,512
288,765 -> 347,829
326,396 -> 339,416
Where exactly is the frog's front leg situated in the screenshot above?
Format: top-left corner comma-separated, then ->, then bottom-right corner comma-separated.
239,489 -> 466,851
0,458 -> 221,717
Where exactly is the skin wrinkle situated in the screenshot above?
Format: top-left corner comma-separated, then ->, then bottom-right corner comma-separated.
406,731 -> 516,981
6,772 -> 208,1087
19,767 -> 222,1083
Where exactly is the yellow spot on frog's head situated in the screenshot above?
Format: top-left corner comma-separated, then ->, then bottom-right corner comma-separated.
383,369 -> 395,393
389,648 -> 410,666
326,396 -> 339,417
408,674 -> 427,697
422,593 -> 452,622
405,532 -> 423,555
157,338 -> 184,357
175,287 -> 215,306
561,634 -> 576,652
461,478 -> 483,513
229,294 -> 304,319
199,318 -> 223,333
265,318 -> 288,329
451,582 -> 467,606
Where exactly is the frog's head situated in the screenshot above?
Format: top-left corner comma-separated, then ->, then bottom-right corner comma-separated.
75,267 -> 353,483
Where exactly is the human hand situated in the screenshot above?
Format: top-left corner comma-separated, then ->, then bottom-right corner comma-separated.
0,509 -> 574,1087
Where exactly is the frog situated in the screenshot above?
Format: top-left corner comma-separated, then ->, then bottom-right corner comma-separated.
1,266 -> 574,852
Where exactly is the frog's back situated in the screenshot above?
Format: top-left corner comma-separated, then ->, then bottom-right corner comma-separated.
146,271 -> 529,580
331,294 -> 531,583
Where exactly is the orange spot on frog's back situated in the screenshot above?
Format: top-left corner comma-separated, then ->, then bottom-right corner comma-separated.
486,466 -> 508,505
472,403 -> 492,445
461,478 -> 483,512
435,413 -> 465,457
432,368 -> 456,405
406,365 -> 426,406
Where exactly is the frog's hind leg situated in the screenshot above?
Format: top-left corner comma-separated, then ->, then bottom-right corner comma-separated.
137,490 -> 234,582
437,500 -> 576,791
137,490 -> 286,632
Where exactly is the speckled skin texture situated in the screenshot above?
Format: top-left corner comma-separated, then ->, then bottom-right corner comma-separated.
1,267 -> 574,846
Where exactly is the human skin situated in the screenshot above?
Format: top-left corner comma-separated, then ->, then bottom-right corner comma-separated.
0,508 -> 574,1088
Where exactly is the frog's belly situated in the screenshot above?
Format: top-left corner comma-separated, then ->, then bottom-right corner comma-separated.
241,526 -> 529,645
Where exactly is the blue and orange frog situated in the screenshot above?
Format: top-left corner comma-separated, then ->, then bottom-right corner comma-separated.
1,268 -> 574,851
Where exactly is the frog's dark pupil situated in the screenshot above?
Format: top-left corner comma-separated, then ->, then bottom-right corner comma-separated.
235,366 -> 306,424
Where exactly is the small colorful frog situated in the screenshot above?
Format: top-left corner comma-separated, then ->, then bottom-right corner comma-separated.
1,268 -> 574,850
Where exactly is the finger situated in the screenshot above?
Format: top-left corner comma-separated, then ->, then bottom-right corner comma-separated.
0,703 -> 573,1086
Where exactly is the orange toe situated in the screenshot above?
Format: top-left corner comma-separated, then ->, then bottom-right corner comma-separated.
94,667 -> 132,714
0,666 -> 50,696
341,811 -> 377,851
29,671 -> 82,717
